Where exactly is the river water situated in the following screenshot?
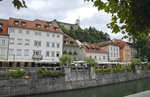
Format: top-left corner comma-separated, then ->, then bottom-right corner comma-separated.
25,78 -> 150,97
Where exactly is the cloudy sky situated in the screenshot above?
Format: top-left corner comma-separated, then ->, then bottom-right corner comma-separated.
0,0 -> 124,40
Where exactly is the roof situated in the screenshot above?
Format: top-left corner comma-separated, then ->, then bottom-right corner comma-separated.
64,34 -> 78,47
81,42 -> 108,53
8,17 -> 64,34
114,39 -> 128,49
96,41 -> 119,47
0,19 -> 9,35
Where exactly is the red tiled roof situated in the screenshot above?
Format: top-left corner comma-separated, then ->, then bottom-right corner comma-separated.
64,34 -> 78,47
96,41 -> 118,47
0,19 -> 8,35
114,39 -> 128,49
81,42 -> 108,53
8,17 -> 64,34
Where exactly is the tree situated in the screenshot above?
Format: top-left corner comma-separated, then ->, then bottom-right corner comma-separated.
59,55 -> 72,66
86,0 -> 150,38
133,37 -> 150,62
0,0 -> 27,9
84,57 -> 96,66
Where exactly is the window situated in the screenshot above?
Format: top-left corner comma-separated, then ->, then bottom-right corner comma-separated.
34,41 -> 41,47
17,49 -> 22,56
114,48 -> 115,51
65,41 -> 68,44
56,28 -> 59,31
46,42 -> 50,47
17,39 -> 22,45
33,50 -> 41,55
14,21 -> 19,25
9,49 -> 14,55
35,32 -> 41,36
111,47 -> 112,51
48,22 -> 52,26
22,22 -> 26,26
98,49 -> 100,51
2,39 -> 5,45
46,51 -> 50,57
10,28 -> 14,33
45,26 -> 50,30
95,56 -> 97,59
0,48 -> 5,56
25,39 -> 30,45
56,51 -> 60,57
36,24 -> 41,28
51,51 -> 55,57
114,53 -> 116,58
93,49 -> 96,51
52,33 -> 55,37
51,42 -> 55,48
24,49 -> 29,56
47,33 -> 50,37
57,34 -> 60,38
56,43 -> 60,48
70,42 -> 74,45
103,56 -> 105,60
89,48 -> 91,51
19,29 -> 22,33
111,53 -> 113,58
26,31 -> 30,34
0,23 -> 2,27
9,38 -> 14,44
0,28 -> 2,33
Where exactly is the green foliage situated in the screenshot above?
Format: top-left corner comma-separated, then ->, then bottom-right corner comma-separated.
95,67 -> 111,74
84,57 -> 96,66
86,0 -> 150,38
131,59 -> 142,65
113,64 -> 125,72
59,55 -> 72,66
133,37 -> 150,62
38,67 -> 65,78
12,0 -> 27,9
0,68 -> 27,79
126,66 -> 132,72
59,25 -> 110,43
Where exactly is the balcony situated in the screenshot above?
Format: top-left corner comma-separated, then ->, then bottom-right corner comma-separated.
32,55 -> 43,60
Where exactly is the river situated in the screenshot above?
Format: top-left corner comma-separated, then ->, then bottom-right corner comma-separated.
24,78 -> 150,97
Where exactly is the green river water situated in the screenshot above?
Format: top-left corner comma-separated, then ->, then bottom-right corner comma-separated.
24,78 -> 150,97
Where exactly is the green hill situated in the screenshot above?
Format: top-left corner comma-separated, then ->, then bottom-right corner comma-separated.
59,25 -> 111,43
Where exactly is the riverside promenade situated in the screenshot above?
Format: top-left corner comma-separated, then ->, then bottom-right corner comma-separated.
125,90 -> 150,97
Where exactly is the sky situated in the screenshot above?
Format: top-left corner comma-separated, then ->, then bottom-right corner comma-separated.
0,0 -> 125,40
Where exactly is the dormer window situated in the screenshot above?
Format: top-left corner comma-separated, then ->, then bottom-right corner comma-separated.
65,41 -> 69,45
54,27 -> 59,31
45,26 -> 50,30
93,48 -> 96,51
14,21 -> 19,25
70,42 -> 74,45
22,22 -> 26,26
89,48 -> 91,51
36,24 -> 41,28
98,49 -> 100,51
48,22 -> 52,26
0,23 -> 2,27
65,36 -> 69,40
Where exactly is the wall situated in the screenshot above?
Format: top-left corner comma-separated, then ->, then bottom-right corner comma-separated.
8,27 -> 63,62
108,45 -> 120,61
0,67 -> 150,97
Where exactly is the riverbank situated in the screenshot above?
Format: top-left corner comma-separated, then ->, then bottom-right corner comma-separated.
0,67 -> 150,97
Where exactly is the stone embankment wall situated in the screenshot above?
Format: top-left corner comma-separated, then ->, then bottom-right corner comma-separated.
1,67 -> 150,97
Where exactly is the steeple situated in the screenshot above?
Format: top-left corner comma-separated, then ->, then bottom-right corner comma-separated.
76,17 -> 80,26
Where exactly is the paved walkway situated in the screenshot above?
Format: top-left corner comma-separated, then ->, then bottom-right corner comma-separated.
125,90 -> 150,97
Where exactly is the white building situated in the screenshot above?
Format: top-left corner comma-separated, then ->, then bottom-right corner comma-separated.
78,42 -> 108,63
8,18 -> 64,62
96,42 -> 120,62
0,19 -> 9,61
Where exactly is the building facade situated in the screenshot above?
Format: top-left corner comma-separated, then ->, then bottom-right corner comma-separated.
63,34 -> 79,61
114,39 -> 131,62
8,18 -> 64,62
96,42 -> 120,62
0,19 -> 9,61
78,42 -> 108,63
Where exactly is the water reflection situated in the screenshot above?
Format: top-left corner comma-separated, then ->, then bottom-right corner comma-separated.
25,78 -> 150,97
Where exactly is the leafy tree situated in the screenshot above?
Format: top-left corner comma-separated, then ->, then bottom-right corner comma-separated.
0,0 -> 27,9
84,57 -> 96,66
85,0 -> 150,38
59,55 -> 72,66
59,24 -> 110,43
133,37 -> 150,62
